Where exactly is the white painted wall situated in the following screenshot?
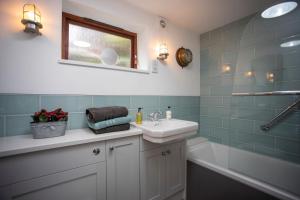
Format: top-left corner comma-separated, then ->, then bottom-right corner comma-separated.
0,0 -> 200,96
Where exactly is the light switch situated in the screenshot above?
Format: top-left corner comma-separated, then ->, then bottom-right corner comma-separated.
152,60 -> 159,73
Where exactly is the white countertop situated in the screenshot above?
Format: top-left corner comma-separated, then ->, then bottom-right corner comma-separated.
0,127 -> 142,158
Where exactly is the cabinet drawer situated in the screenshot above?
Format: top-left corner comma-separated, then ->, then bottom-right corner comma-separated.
5,162 -> 106,200
0,141 -> 105,187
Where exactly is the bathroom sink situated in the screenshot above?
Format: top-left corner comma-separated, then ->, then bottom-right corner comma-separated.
132,119 -> 198,143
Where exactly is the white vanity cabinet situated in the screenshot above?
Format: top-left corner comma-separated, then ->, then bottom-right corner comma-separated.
140,140 -> 186,200
0,134 -> 141,200
106,136 -> 140,200
0,128 -> 187,200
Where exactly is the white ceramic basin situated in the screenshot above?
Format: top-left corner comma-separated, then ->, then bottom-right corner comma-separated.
132,119 -> 198,143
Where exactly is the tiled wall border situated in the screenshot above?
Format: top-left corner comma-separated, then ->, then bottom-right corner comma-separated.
0,94 -> 200,137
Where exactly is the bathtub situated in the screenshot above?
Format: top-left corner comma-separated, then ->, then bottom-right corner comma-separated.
186,137 -> 300,200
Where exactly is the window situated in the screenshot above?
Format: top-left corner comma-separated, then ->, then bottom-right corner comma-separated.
62,12 -> 137,68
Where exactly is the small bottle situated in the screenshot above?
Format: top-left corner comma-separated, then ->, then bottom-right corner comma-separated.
166,106 -> 172,120
136,107 -> 143,124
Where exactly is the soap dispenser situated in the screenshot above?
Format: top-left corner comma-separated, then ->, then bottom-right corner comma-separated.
166,106 -> 172,120
136,107 -> 143,124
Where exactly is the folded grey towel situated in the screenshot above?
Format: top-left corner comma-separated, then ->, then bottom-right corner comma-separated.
90,123 -> 130,134
86,106 -> 128,123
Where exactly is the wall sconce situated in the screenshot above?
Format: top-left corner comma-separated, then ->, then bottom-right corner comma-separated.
157,18 -> 169,61
157,43 -> 169,61
21,4 -> 43,35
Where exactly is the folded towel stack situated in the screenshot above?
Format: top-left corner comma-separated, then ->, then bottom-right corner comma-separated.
86,106 -> 131,134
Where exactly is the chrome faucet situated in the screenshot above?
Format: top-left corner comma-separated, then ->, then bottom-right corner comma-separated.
148,111 -> 163,123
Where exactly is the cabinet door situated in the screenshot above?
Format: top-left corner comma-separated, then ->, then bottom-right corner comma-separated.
106,136 -> 140,200
6,162 -> 106,200
140,147 -> 166,200
165,141 -> 185,198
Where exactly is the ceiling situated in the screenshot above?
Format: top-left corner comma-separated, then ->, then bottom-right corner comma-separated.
122,0 -> 277,34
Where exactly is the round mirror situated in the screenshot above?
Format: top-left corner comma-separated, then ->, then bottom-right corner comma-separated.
176,47 -> 193,68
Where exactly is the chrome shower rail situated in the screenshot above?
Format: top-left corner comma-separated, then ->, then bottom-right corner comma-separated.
231,91 -> 300,131
232,90 -> 300,96
260,98 -> 300,131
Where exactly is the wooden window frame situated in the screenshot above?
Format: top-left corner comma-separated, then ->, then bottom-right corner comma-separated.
62,12 -> 137,68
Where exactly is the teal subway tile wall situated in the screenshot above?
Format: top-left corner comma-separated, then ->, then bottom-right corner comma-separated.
0,94 -> 200,137
0,95 -> 39,115
199,13 -> 300,164
41,95 -> 93,112
0,116 -> 4,136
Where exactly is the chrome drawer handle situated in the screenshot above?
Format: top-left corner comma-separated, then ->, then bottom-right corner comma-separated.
93,148 -> 100,155
109,143 -> 133,151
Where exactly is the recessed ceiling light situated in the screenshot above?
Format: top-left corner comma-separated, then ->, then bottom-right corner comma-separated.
280,40 -> 300,47
73,40 -> 91,48
261,1 -> 298,19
